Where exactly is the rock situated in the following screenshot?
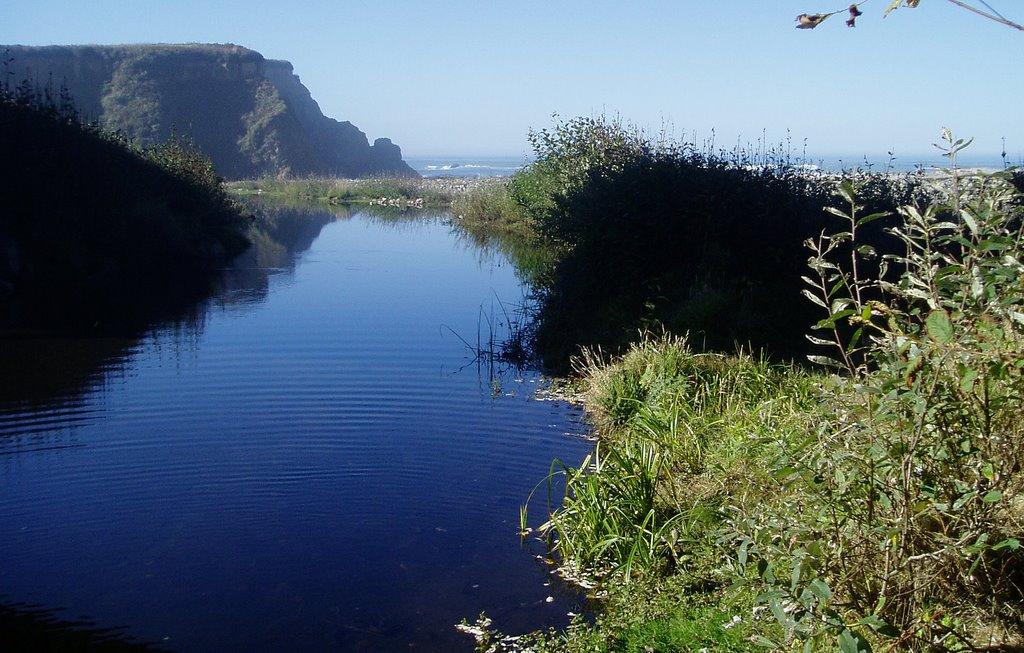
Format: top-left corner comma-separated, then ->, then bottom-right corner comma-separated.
3,44 -> 418,179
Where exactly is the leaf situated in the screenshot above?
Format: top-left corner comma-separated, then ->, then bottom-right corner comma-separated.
795,13 -> 830,29
751,635 -> 777,648
982,490 -> 1003,503
769,598 -> 794,629
926,310 -> 954,344
884,0 -> 904,16
858,614 -> 889,632
808,578 -> 832,604
857,212 -> 888,227
839,180 -> 856,204
802,289 -> 828,309
839,628 -> 872,653
993,538 -> 1020,551
960,209 -> 979,235
808,355 -> 844,369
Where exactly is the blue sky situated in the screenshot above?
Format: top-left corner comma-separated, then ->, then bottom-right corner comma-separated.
2,1 -> 1021,159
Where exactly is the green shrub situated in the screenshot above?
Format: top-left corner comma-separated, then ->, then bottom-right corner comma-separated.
728,134 -> 1024,651
515,134 -> 1024,651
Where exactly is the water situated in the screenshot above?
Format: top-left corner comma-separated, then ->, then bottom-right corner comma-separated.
405,156 -> 528,179
0,203 -> 591,651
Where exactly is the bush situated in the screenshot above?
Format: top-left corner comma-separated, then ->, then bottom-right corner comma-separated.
502,115 -> 924,372
516,134 -> 1024,651
0,77 -> 250,329
729,135 -> 1024,651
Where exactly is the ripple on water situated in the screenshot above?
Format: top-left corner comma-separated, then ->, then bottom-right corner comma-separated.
0,207 -> 591,652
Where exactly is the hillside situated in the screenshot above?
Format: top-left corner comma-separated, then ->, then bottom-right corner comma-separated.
2,43 -> 417,179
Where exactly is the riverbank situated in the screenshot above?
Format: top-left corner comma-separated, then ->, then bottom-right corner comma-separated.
462,124 -> 1024,652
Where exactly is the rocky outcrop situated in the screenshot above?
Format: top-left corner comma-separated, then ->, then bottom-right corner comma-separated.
3,43 -> 417,179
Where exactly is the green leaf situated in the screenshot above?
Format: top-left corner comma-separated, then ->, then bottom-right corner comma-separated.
960,209 -> 979,235
982,490 -> 1003,503
858,614 -> 889,632
926,310 -> 954,344
769,598 -> 794,629
751,636 -> 777,648
838,180 -> 856,204
993,538 -> 1020,551
839,628 -> 872,653
857,212 -> 888,227
808,578 -> 832,604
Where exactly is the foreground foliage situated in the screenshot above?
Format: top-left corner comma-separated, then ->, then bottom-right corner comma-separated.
485,138 -> 1023,651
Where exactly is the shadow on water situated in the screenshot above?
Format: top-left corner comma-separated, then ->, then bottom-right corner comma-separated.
0,601 -> 167,652
0,199 -> 340,422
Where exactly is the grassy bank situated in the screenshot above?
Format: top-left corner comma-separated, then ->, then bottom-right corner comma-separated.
227,176 -> 474,207
0,79 -> 251,329
471,136 -> 1024,651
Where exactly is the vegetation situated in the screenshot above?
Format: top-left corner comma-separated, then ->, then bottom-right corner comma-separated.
228,176 -> 457,207
0,75 -> 251,329
464,116 -> 925,372
474,133 -> 1024,652
452,178 -> 536,238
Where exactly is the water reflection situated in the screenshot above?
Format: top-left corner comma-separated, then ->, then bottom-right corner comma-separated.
0,200 -> 591,652
0,201 -> 341,412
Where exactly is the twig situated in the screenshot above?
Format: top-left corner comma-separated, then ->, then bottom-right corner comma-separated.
945,0 -> 1024,31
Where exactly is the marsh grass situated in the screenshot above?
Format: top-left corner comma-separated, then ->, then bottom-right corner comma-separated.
524,335 -> 819,580
451,179 -> 534,238
228,176 -> 458,207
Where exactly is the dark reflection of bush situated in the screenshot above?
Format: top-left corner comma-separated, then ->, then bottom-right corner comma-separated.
0,601 -> 167,652
0,202 -> 341,411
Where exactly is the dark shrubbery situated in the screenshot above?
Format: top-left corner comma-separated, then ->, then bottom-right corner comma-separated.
503,117 -> 925,371
0,77 -> 250,329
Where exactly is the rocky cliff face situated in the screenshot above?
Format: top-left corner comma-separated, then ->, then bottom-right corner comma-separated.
3,44 -> 417,179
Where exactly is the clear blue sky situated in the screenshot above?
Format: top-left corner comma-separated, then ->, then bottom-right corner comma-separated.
2,1 -> 1021,159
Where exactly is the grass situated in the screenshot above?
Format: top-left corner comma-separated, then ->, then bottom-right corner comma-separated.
540,334 -> 820,580
228,176 -> 461,207
451,178 -> 535,238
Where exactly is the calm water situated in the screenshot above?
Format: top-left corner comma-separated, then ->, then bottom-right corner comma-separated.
0,203 -> 591,651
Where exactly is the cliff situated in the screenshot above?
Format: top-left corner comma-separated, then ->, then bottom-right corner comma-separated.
2,43 -> 417,179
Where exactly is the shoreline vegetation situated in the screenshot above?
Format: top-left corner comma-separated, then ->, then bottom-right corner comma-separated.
228,121 -> 1023,652
0,76 -> 251,331
454,121 -> 1023,651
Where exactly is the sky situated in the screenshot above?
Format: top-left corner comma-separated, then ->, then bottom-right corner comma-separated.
1,1 -> 1021,160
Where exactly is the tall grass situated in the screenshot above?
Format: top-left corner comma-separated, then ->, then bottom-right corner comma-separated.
528,334 -> 819,582
451,179 -> 534,238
